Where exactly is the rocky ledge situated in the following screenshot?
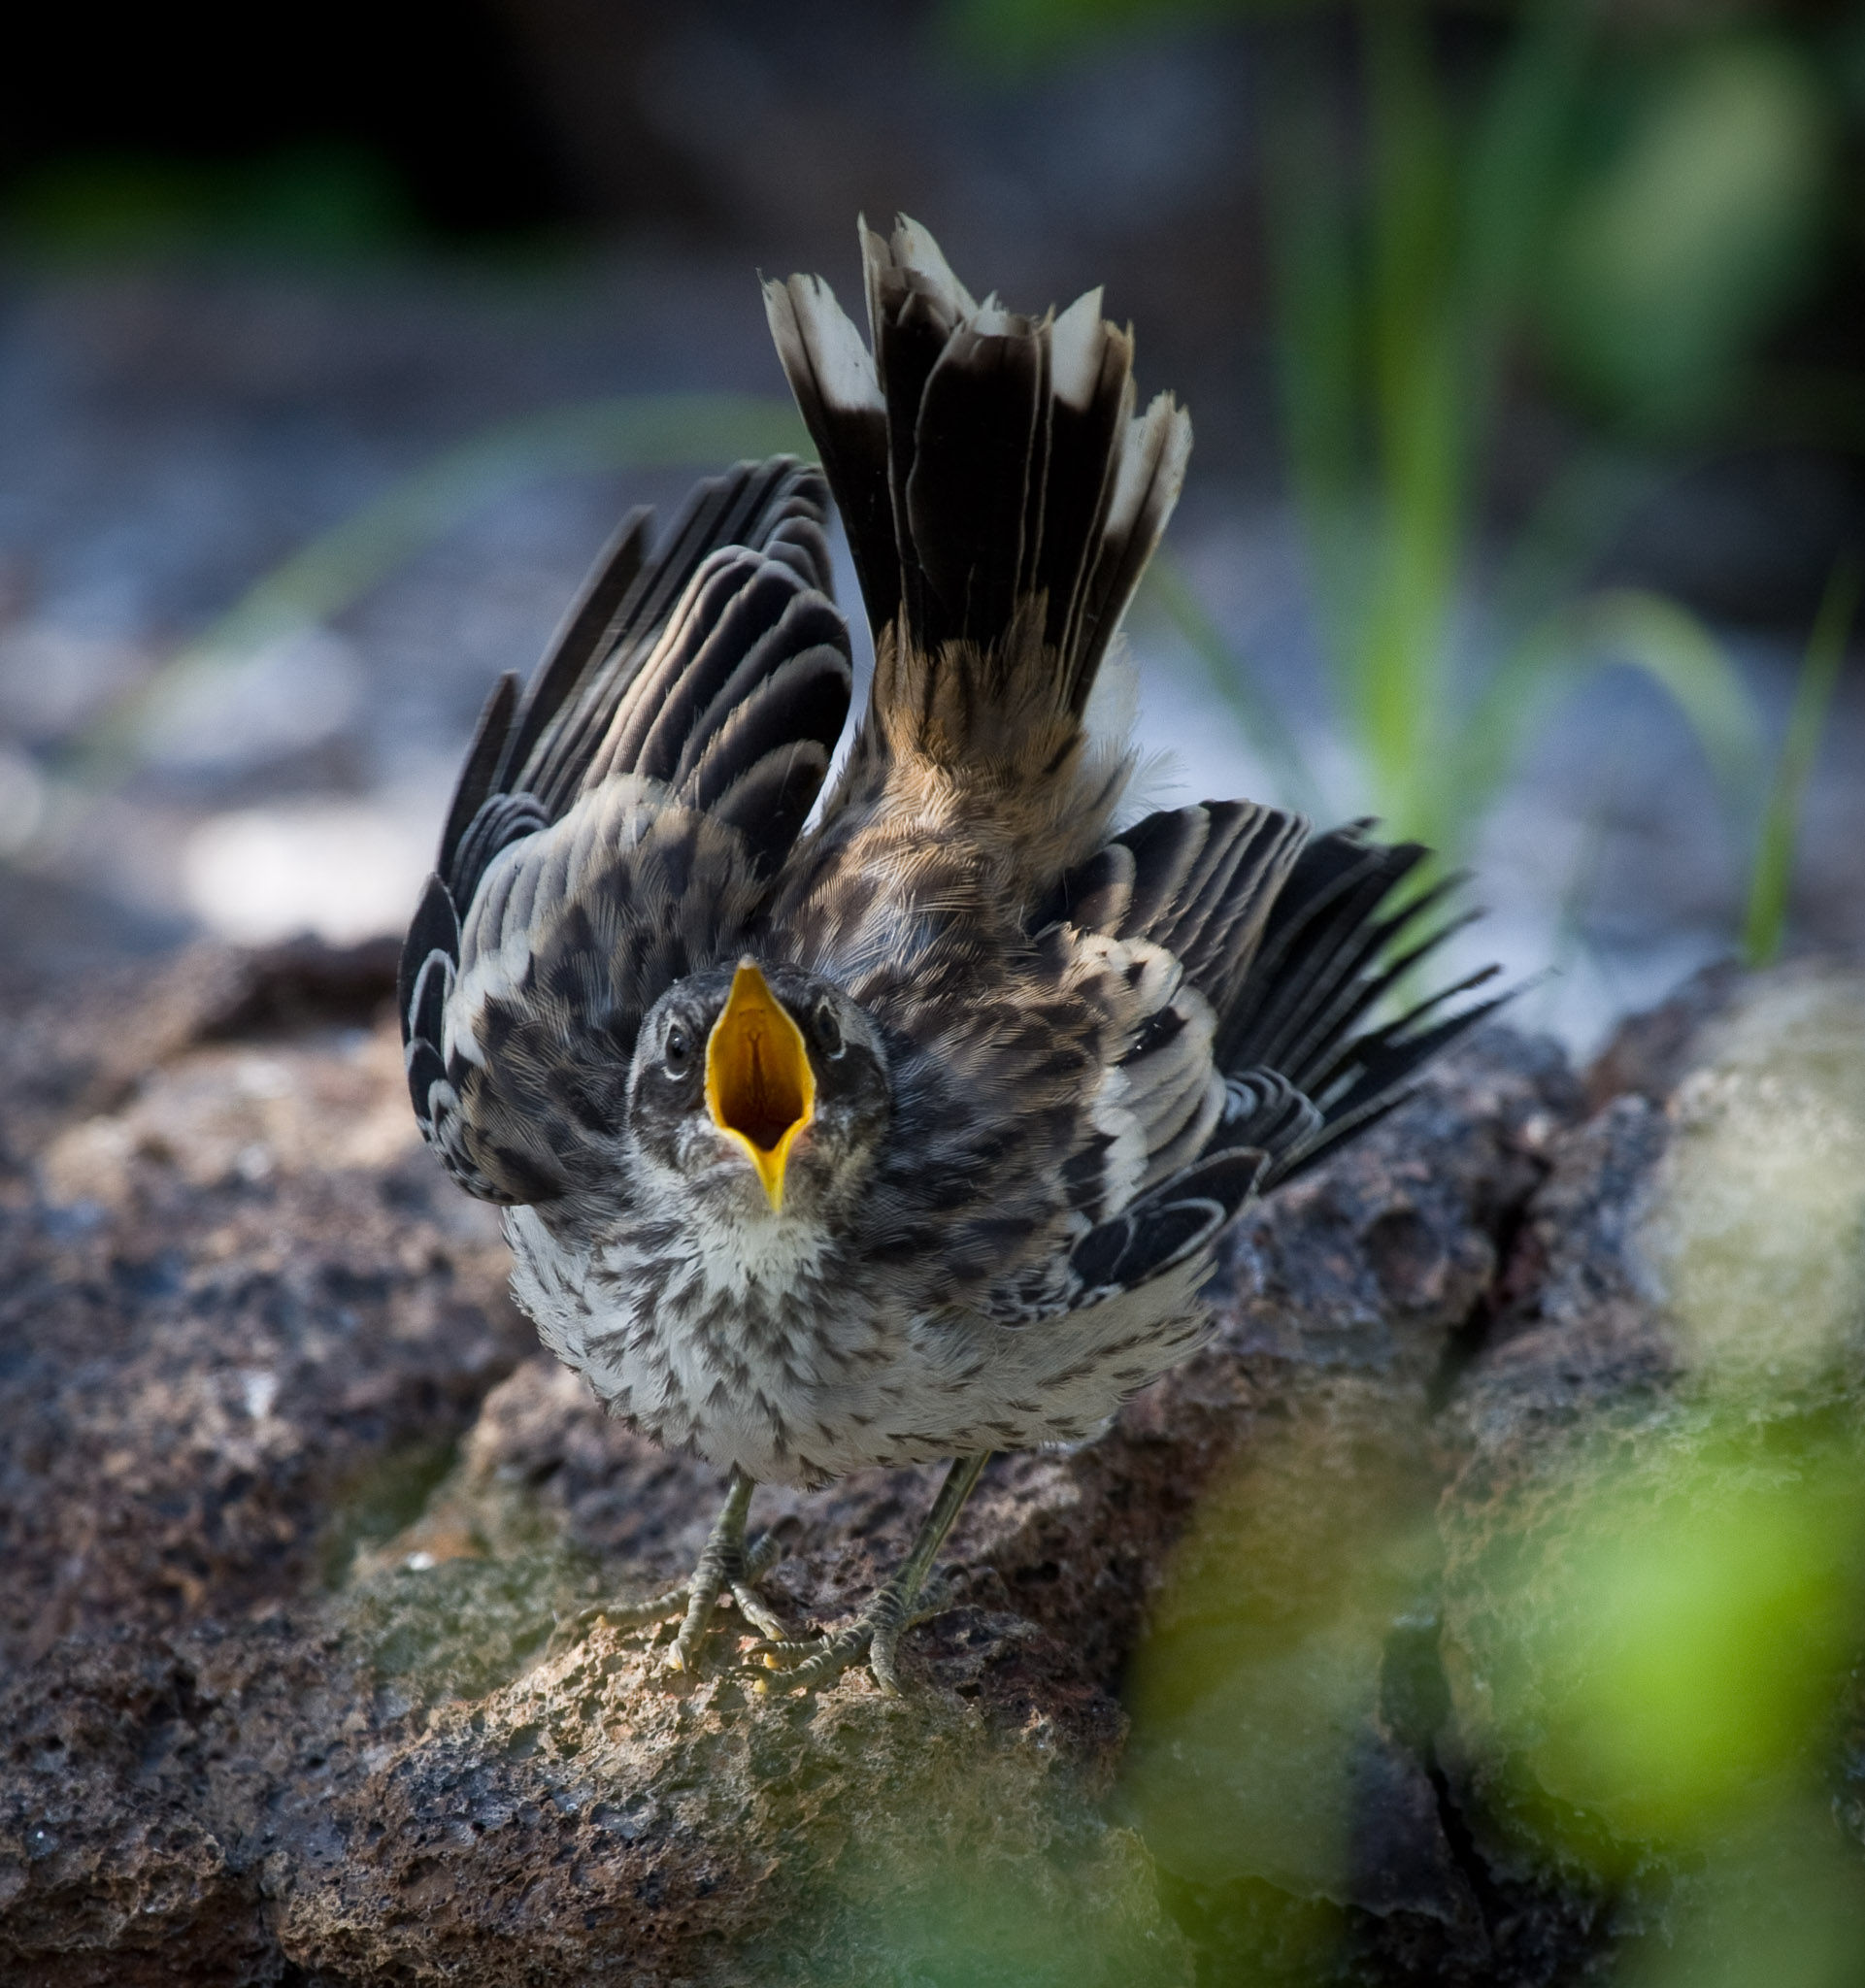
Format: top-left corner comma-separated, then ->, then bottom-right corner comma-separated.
2,944 -> 1862,1986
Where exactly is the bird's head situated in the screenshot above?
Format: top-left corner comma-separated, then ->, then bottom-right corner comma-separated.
627,958 -> 890,1226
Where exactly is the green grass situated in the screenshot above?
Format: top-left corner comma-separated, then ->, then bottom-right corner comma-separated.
1120,0 -> 1859,1007
970,0 -> 1845,969
1742,555 -> 1860,966
78,3 -> 1855,975
1223,1 -> 1772,862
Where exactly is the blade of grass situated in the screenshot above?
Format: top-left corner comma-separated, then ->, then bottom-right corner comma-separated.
1459,0 -> 1589,441
1361,0 -> 1462,843
1451,586 -> 1767,845
1742,552 -> 1860,965
939,0 -> 1251,75
1577,588 -> 1769,811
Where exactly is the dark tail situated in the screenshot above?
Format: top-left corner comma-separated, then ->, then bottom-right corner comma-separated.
765,215 -> 1189,771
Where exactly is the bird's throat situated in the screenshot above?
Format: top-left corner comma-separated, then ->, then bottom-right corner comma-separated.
705,961 -> 816,1209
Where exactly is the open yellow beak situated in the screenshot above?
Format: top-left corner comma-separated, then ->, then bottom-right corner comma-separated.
705,960 -> 816,1211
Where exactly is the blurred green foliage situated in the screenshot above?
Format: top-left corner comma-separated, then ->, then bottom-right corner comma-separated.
1621,1800 -> 1865,1988
942,0 -> 1248,74
806,1819 -> 1196,1988
954,0 -> 1855,956
1220,1 -> 1796,874
161,394 -> 809,672
1541,36 -> 1836,433
1444,1408 -> 1865,1988
3,142 -> 420,256
931,18 -> 1865,1978
14,7 -> 1861,1981
60,1 -> 1847,965
1122,966 -> 1865,1981
74,394 -> 812,781
1479,1431 -> 1865,1852
1119,1387 -> 1439,1910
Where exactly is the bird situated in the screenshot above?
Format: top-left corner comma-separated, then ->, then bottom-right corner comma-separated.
398,215 -> 1499,1695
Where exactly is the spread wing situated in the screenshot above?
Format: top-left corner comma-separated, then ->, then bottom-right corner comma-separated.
398,458 -> 854,1205
986,808 -> 1506,1318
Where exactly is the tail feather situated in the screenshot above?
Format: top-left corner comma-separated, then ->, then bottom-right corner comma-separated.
1036,288 -> 1135,671
862,218 -> 981,636
1076,394 -> 1192,696
761,275 -> 896,629
901,304 -> 1047,648
764,214 -> 1189,776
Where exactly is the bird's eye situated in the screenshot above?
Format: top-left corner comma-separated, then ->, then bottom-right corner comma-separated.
814,1000 -> 845,1060
664,1022 -> 692,1073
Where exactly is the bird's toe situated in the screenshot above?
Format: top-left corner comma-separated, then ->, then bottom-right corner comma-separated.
743,1624 -> 874,1695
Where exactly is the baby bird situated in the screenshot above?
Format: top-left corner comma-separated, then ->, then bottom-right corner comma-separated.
399,217 -> 1497,1693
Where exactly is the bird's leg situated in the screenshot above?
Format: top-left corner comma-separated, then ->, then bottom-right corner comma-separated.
556,1466 -> 788,1671
662,1467 -> 790,1670
749,1452 -> 990,1696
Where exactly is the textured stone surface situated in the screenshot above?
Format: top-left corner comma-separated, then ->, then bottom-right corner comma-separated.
3,946 -> 1863,1985
1432,961 -> 1865,1982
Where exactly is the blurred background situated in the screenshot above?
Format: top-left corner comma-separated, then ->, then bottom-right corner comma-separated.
1,0 -> 1861,1047
4,8 -> 1865,1984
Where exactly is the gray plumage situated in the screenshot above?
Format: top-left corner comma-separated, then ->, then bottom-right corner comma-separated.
399,216 -> 1499,1685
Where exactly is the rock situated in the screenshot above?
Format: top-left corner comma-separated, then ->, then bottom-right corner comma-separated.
1436,960 -> 1865,1977
3,947 -> 1862,1984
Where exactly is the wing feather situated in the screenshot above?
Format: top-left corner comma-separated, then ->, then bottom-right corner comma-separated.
995,806 -> 1501,1316
400,458 -> 852,1205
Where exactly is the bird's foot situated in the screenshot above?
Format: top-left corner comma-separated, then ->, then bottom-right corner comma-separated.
550,1469 -> 788,1672
549,1532 -> 786,1667
746,1571 -> 958,1697
665,1526 -> 790,1671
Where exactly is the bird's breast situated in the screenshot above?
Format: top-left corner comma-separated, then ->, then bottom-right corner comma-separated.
501,1201 -> 895,1484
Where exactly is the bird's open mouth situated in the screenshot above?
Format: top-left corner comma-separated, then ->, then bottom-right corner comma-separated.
705,960 -> 816,1210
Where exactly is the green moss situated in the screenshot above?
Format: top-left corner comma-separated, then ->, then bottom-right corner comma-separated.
317,1436 -> 462,1590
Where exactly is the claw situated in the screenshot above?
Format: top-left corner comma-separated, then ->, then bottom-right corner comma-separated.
564,1456 -> 986,1697
598,1583 -> 692,1629
744,1565 -> 962,1696
546,1589 -> 685,1656
743,1626 -> 873,1695
727,1538 -> 789,1640
550,1470 -> 788,1675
